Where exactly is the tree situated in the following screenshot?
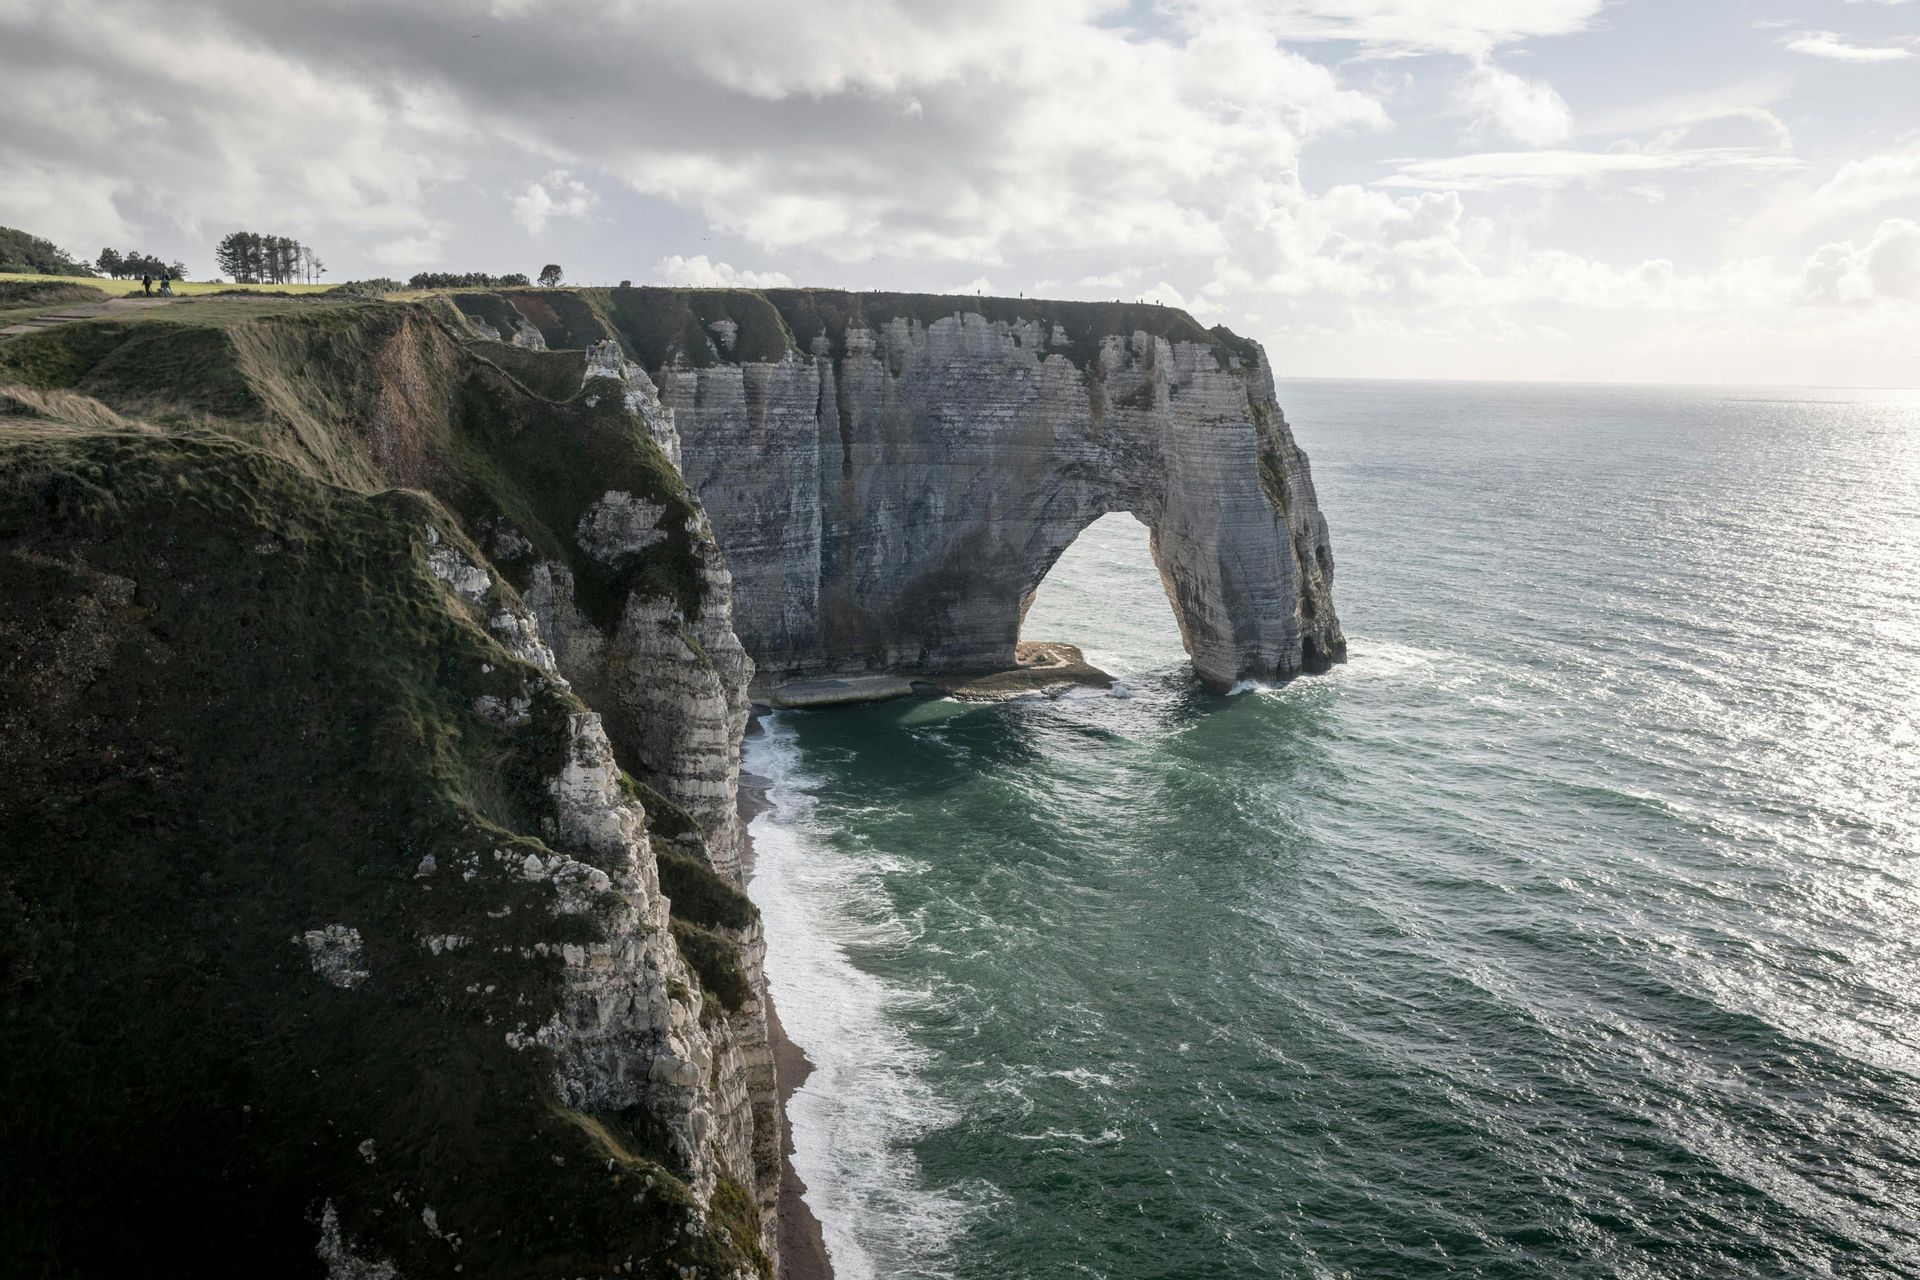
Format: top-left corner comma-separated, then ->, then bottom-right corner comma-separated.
215,230 -> 320,284
215,232 -> 256,283
97,248 -> 124,278
538,263 -> 563,287
298,244 -> 327,285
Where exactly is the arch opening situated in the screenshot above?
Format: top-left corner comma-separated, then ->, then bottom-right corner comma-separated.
1017,512 -> 1187,678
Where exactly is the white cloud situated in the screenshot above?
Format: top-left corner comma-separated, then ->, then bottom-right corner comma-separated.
1163,0 -> 1606,55
1801,219 -> 1920,304
652,254 -> 793,288
509,170 -> 596,236
369,234 -> 445,268
592,13 -> 1387,264
1782,31 -> 1915,61
1382,146 -> 1798,191
1458,58 -> 1574,146
1813,145 -> 1920,214
2,0 -> 1914,385
0,1 -> 461,273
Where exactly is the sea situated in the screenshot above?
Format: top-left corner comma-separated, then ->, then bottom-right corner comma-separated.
744,379 -> 1920,1280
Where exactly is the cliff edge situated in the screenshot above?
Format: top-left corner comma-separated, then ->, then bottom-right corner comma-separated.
0,303 -> 775,1278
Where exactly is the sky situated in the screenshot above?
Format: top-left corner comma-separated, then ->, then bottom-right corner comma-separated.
1,0 -> 1916,386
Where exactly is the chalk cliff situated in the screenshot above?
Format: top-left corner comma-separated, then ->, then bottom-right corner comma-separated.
453,288 -> 1344,691
0,307 -> 776,1278
0,284 -> 1341,1278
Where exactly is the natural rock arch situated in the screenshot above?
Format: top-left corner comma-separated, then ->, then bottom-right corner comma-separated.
637,298 -> 1345,691
460,289 -> 1344,691
654,296 -> 1344,692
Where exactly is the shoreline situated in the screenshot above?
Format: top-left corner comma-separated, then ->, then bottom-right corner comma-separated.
739,718 -> 835,1280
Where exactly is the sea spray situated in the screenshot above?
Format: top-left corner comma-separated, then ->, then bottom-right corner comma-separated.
745,717 -> 970,1279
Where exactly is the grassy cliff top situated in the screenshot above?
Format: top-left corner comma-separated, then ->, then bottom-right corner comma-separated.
1,280 -> 1264,386
0,269 -> 334,297
440,284 -> 1266,374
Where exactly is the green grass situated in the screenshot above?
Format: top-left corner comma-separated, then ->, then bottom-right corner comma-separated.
436,283 -> 1262,377
765,288 -> 1261,373
668,921 -> 753,1013
469,338 -> 589,402
405,282 -> 1265,386
0,279 -> 110,307
0,301 -> 710,630
711,1177 -> 775,1280
1,269 -> 332,297
508,289 -> 613,349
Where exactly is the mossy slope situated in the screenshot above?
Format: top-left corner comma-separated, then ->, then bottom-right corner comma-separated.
0,424 -> 758,1277
0,299 -> 710,632
0,298 -> 764,1275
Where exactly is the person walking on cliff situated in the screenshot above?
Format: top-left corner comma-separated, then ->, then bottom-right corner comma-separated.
141,272 -> 152,296
159,271 -> 172,297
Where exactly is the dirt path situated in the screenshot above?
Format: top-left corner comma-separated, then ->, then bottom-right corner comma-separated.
0,296 -> 173,338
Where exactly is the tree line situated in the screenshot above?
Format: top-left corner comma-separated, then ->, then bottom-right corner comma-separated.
215,232 -> 326,285
3,220 -> 576,292
95,248 -> 189,280
405,271 -> 532,289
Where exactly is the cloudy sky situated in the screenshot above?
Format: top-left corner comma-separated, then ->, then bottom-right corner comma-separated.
2,0 -> 1916,385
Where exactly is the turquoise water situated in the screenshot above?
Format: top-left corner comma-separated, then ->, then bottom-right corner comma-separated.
746,380 -> 1920,1280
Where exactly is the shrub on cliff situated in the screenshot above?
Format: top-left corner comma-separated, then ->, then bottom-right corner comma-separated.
0,279 -> 108,307
325,277 -> 403,298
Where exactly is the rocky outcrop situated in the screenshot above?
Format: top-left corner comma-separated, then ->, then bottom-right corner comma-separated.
0,418 -> 774,1278
533,710 -> 758,1206
517,347 -> 753,878
654,295 -> 1344,690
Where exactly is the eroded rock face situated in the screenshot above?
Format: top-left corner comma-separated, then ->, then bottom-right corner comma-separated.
585,338 -> 683,468
661,310 -> 1344,690
521,517 -> 752,880
529,711 -> 750,1202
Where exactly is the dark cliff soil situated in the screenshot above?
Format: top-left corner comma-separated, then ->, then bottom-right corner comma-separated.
0,300 -> 763,1277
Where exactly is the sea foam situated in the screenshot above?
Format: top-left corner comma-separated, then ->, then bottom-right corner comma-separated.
745,716 -> 969,1279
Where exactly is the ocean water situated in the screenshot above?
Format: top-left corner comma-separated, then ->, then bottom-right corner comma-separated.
746,379 -> 1920,1280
